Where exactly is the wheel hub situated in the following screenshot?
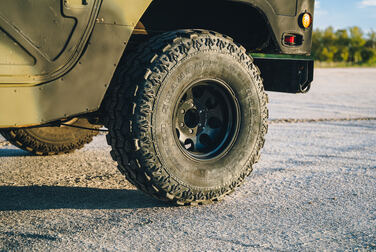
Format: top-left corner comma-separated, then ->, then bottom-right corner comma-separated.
174,80 -> 240,160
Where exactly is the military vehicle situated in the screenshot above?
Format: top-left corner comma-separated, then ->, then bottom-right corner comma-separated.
0,0 -> 315,205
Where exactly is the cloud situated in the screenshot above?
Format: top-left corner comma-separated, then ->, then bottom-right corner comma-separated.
314,1 -> 327,16
359,0 -> 376,7
314,1 -> 328,16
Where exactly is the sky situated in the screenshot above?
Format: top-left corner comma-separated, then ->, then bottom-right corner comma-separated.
314,0 -> 376,32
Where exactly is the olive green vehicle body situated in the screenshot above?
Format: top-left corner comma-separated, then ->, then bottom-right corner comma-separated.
0,0 -> 315,128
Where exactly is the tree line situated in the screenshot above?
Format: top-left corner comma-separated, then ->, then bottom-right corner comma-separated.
312,27 -> 376,65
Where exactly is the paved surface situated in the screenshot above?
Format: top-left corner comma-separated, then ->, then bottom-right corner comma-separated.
0,68 -> 375,251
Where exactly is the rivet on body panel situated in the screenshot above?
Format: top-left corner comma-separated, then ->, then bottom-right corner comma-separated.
96,18 -> 104,23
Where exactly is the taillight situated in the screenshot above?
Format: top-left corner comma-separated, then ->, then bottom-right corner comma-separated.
284,35 -> 296,45
282,34 -> 303,46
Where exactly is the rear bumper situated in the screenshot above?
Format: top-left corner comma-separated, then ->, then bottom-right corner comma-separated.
251,53 -> 314,93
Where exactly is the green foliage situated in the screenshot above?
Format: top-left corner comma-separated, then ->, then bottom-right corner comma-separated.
361,48 -> 376,64
334,47 -> 349,62
312,26 -> 376,65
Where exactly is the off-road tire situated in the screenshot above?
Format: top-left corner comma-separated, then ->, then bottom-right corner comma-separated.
106,30 -> 268,205
0,118 -> 99,155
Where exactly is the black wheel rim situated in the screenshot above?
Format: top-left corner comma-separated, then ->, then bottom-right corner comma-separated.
173,79 -> 240,160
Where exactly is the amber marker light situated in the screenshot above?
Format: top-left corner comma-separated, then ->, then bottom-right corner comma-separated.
301,13 -> 312,29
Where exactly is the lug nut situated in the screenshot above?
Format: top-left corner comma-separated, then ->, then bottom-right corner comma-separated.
189,129 -> 194,134
180,123 -> 184,127
180,109 -> 185,114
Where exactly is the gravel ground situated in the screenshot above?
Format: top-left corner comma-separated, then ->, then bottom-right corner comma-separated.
0,68 -> 375,251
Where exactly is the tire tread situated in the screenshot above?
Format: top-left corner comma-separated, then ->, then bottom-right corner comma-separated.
106,30 -> 269,205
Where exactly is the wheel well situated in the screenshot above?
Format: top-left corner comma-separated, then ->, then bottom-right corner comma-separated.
131,0 -> 277,52
100,1 -> 277,120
